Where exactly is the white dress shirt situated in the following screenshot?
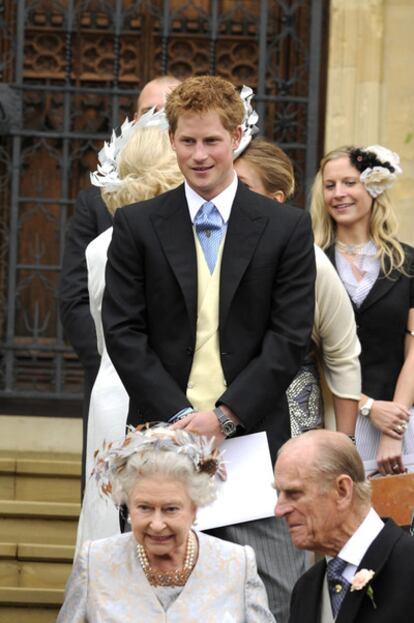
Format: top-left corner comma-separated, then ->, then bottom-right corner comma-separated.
326,507 -> 384,582
184,173 -> 238,224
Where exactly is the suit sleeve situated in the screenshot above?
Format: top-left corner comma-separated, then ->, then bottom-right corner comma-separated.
56,541 -> 89,623
102,207 -> 191,420
219,210 -> 316,430
60,189 -> 101,383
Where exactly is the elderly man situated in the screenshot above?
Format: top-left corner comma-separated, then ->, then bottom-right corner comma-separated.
274,429 -> 414,623
60,75 -> 180,495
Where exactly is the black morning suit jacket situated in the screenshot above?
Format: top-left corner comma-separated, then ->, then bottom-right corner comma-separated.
288,519 -> 414,623
60,185 -> 113,387
325,244 -> 414,401
102,181 -> 316,461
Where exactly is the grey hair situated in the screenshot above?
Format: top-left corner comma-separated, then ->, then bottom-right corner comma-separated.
111,448 -> 218,509
280,430 -> 372,505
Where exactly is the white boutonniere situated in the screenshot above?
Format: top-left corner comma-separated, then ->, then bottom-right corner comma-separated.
350,569 -> 377,608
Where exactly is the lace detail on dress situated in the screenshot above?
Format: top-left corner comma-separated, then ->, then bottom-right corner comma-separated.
335,240 -> 380,307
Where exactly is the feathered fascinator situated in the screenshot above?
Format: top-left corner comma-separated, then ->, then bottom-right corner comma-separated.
92,423 -> 226,500
233,85 -> 259,160
90,107 -> 169,191
350,144 -> 402,198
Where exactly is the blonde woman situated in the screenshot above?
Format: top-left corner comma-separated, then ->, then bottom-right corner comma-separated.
235,138 -> 361,437
75,113 -> 183,553
311,144 -> 414,475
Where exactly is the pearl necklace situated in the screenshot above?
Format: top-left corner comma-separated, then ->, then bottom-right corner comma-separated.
136,531 -> 197,586
335,239 -> 370,256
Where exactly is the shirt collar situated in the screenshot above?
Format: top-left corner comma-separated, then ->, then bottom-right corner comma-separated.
326,508 -> 384,574
185,173 -> 238,224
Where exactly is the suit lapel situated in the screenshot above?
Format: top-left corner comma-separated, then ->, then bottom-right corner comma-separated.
297,561 -> 326,623
336,520 -> 403,623
325,244 -> 401,314
150,185 -> 198,335
150,183 -> 268,335
357,264 -> 401,313
220,184 -> 268,326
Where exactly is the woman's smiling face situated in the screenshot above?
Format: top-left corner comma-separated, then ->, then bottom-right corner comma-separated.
322,157 -> 373,231
128,475 -> 196,563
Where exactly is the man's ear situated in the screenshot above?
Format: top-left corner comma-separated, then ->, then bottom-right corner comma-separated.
335,474 -> 354,509
272,190 -> 286,203
169,130 -> 176,150
232,126 -> 243,150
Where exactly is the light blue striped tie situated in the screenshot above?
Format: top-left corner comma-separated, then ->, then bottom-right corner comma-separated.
194,201 -> 225,273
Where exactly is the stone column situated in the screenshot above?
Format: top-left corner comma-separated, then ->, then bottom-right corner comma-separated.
325,0 -> 414,244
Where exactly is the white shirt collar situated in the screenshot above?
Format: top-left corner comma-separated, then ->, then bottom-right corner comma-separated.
185,173 -> 238,224
326,508 -> 384,582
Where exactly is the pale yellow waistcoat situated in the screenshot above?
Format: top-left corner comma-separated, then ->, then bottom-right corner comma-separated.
186,233 -> 226,411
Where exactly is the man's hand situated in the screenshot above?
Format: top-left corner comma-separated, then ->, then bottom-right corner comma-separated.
171,410 -> 225,446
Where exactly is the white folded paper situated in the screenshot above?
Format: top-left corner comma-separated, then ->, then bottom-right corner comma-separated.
196,431 -> 277,531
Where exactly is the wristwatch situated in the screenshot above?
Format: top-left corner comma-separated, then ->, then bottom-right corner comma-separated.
213,406 -> 237,437
359,397 -> 374,418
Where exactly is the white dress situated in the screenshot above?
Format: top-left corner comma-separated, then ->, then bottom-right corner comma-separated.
75,227 -> 129,555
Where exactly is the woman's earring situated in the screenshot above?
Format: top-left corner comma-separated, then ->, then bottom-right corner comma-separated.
127,514 -> 131,523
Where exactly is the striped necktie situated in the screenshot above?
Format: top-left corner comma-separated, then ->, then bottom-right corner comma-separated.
327,556 -> 350,618
194,201 -> 225,273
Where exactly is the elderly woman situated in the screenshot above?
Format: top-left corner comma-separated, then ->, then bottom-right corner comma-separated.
234,138 -> 361,437
311,144 -> 414,474
58,424 -> 275,622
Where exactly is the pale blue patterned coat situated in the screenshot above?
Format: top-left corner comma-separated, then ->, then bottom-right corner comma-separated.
57,531 -> 276,623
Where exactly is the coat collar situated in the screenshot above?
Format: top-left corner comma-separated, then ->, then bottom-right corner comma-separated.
336,520 -> 403,623
150,182 -> 268,334
325,244 -> 402,314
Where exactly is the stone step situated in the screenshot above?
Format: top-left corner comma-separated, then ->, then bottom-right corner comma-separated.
0,543 -> 74,589
0,587 -> 62,623
0,457 -> 81,503
0,501 -> 79,546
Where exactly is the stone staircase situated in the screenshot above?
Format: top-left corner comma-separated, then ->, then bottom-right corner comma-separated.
0,453 -> 81,622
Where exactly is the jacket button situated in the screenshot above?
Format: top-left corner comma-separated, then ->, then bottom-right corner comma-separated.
186,347 -> 193,355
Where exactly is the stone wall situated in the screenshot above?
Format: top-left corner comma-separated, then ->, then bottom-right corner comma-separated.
325,0 -> 414,244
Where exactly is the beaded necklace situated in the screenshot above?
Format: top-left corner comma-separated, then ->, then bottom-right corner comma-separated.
335,239 -> 370,256
136,531 -> 197,587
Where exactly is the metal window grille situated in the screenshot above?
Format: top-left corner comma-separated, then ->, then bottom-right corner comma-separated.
0,0 -> 327,408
